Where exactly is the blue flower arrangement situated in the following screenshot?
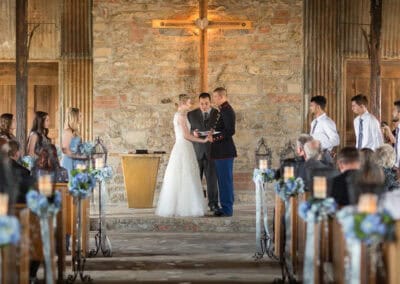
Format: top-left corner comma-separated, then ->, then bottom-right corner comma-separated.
79,142 -> 94,156
68,168 -> 96,199
26,190 -> 62,216
0,216 -> 20,246
21,155 -> 35,171
70,140 -> 94,156
93,166 -> 113,182
253,168 -> 276,183
298,197 -> 337,223
274,177 -> 305,201
337,207 -> 395,245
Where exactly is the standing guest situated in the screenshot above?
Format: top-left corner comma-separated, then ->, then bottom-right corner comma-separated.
329,147 -> 360,207
381,121 -> 395,145
26,111 -> 51,157
209,87 -> 237,217
351,94 -> 383,150
188,92 -> 220,213
61,107 -> 86,178
392,100 -> 400,167
309,96 -> 340,165
0,113 -> 16,141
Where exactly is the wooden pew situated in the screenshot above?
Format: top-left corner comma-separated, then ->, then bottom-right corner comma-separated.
296,192 -> 310,281
385,221 -> 400,284
274,195 -> 285,258
1,207 -> 30,284
14,203 -> 58,283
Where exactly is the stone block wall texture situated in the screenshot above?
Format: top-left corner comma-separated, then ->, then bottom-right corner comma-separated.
92,0 -> 303,204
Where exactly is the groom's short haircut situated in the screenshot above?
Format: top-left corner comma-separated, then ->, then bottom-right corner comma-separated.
199,92 -> 211,100
213,87 -> 227,96
310,96 -> 327,110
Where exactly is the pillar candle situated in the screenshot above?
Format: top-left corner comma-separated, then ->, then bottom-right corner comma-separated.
259,159 -> 268,170
284,166 -> 294,181
95,157 -> 105,169
313,176 -> 327,199
0,193 -> 9,216
358,194 -> 378,214
76,164 -> 87,170
38,174 -> 53,197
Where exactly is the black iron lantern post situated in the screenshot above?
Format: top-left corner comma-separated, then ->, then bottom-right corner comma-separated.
255,137 -> 272,170
89,137 -> 112,257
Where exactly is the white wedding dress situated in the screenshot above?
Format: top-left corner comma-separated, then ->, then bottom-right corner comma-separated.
155,112 -> 206,217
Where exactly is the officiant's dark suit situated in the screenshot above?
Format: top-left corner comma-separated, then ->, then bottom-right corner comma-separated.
188,105 -> 219,211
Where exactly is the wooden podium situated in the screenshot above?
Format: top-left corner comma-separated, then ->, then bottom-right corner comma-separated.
121,154 -> 162,208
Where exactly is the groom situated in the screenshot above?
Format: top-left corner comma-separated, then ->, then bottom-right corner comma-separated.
188,93 -> 220,212
209,87 -> 237,217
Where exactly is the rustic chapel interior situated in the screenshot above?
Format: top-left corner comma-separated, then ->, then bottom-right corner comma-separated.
0,0 -> 400,283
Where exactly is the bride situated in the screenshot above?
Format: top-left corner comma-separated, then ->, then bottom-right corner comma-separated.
156,94 -> 209,217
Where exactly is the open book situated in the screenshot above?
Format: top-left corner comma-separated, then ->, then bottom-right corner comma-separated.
198,131 -> 221,136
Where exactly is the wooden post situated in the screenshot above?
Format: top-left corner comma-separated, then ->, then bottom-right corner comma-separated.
15,0 -> 29,147
369,0 -> 382,120
199,0 -> 208,92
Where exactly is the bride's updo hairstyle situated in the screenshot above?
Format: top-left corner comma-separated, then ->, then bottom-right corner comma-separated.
175,93 -> 190,108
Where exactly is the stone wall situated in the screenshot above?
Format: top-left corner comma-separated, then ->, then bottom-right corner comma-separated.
92,0 -> 304,203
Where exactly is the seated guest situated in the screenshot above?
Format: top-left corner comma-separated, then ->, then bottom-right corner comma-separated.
0,138 -> 13,195
32,144 -> 68,183
275,134 -> 313,180
374,144 -> 399,191
329,147 -> 360,206
7,140 -> 35,204
349,159 -> 385,204
359,147 -> 374,167
303,139 -> 331,191
294,134 -> 313,179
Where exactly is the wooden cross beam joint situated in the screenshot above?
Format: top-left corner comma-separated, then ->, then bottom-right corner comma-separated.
152,0 -> 252,92
152,19 -> 252,30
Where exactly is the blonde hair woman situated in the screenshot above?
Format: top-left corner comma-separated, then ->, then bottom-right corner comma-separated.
61,107 -> 86,177
374,144 -> 400,191
156,94 -> 208,217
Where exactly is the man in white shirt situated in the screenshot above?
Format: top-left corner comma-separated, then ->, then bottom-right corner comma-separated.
351,94 -> 383,150
392,100 -> 400,167
309,96 -> 340,164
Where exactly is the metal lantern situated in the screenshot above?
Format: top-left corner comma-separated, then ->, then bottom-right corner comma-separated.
255,138 -> 272,170
89,136 -> 112,257
279,140 -> 296,163
92,137 -> 108,169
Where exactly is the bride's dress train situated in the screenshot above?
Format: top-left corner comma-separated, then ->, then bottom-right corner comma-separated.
156,112 -> 205,217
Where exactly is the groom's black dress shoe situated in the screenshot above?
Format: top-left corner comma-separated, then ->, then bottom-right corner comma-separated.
213,210 -> 232,217
209,205 -> 220,212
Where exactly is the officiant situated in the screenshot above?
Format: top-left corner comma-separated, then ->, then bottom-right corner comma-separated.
188,93 -> 220,213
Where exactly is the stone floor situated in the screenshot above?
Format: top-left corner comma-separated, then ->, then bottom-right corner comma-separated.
41,190 -> 282,283
78,231 -> 281,283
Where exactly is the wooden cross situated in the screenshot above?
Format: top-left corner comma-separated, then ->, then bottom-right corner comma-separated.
152,0 -> 252,92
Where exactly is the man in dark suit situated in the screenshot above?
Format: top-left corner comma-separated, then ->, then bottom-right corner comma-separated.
328,146 -> 361,206
209,87 -> 237,217
8,140 -> 35,204
188,92 -> 220,212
